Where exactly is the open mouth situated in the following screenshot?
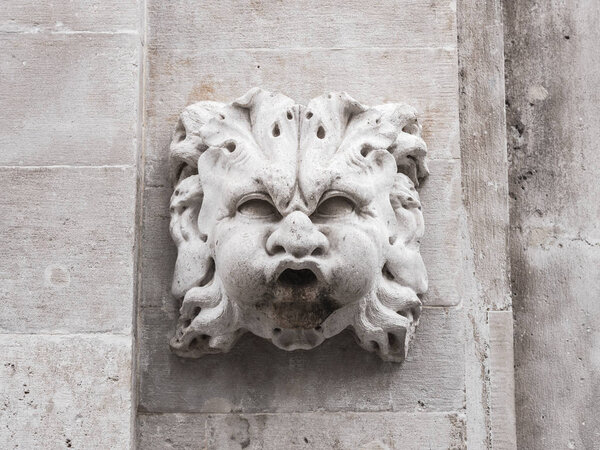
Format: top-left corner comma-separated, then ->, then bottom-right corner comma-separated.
277,268 -> 318,287
267,265 -> 335,328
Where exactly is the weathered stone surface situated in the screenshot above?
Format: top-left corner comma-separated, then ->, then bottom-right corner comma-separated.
138,411 -> 466,450
419,159 -> 462,307
504,1 -> 600,448
1,3 -> 139,449
139,158 -> 461,347
456,0 -> 515,448
138,0 -> 470,447
166,89 -> 429,361
0,33 -> 138,166
488,311 -> 517,449
0,0 -> 139,33
147,0 -> 456,50
144,47 -> 460,187
138,307 -> 464,413
457,0 -> 510,312
140,186 -> 176,308
510,240 -> 600,449
0,167 -> 136,334
0,334 -> 132,449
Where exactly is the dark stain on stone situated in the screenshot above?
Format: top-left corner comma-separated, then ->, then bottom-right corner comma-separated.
258,283 -> 338,329
223,415 -> 250,449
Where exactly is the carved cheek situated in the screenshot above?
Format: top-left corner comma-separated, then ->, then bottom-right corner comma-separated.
326,223 -> 382,302
211,220 -> 274,302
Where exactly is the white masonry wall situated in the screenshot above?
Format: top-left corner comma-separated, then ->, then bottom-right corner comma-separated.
505,2 -> 600,448
0,1 -> 140,448
136,1 -> 514,449
0,1 -> 521,449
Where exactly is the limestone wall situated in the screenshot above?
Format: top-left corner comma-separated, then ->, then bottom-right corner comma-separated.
6,0 -> 585,448
504,1 -> 600,448
0,1 -> 141,447
135,1 -> 515,449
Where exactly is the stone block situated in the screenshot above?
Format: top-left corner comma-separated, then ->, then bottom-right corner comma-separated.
139,186 -> 176,309
0,34 -> 138,166
457,1 -> 514,447
147,0 -> 456,50
139,1 -> 466,446
512,239 -> 600,449
420,159 -> 462,306
138,306 -> 464,413
138,411 -> 466,450
0,167 -> 136,334
0,334 -> 132,449
489,310 -> 517,449
144,47 -> 459,187
457,0 -> 510,312
0,0 -> 139,33
505,2 -> 600,448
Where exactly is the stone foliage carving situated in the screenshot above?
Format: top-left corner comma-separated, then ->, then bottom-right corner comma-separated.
168,88 -> 428,362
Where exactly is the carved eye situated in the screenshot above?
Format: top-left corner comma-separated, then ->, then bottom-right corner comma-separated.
237,197 -> 278,218
315,195 -> 355,217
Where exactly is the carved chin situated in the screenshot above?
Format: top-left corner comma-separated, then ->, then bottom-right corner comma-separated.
270,328 -> 326,351
258,297 -> 337,329
170,269 -> 422,362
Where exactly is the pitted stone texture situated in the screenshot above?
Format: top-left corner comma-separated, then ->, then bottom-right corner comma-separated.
138,411 -> 466,450
167,89 -> 429,362
0,335 -> 132,449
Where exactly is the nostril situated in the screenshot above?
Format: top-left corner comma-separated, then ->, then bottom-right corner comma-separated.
311,247 -> 324,256
270,244 -> 285,255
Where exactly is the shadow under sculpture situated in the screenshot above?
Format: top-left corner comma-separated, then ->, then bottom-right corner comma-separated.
168,88 -> 429,362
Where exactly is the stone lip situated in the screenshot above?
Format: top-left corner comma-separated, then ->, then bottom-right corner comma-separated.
269,257 -> 328,285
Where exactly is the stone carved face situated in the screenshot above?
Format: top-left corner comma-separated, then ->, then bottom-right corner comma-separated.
168,88 -> 428,362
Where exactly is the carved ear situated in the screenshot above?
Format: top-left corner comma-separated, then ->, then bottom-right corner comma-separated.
169,174 -> 214,299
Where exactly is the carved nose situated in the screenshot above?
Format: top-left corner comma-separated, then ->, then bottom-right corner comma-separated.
266,211 -> 329,258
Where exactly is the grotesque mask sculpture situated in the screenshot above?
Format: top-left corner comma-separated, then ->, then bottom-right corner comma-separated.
168,88 -> 428,362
